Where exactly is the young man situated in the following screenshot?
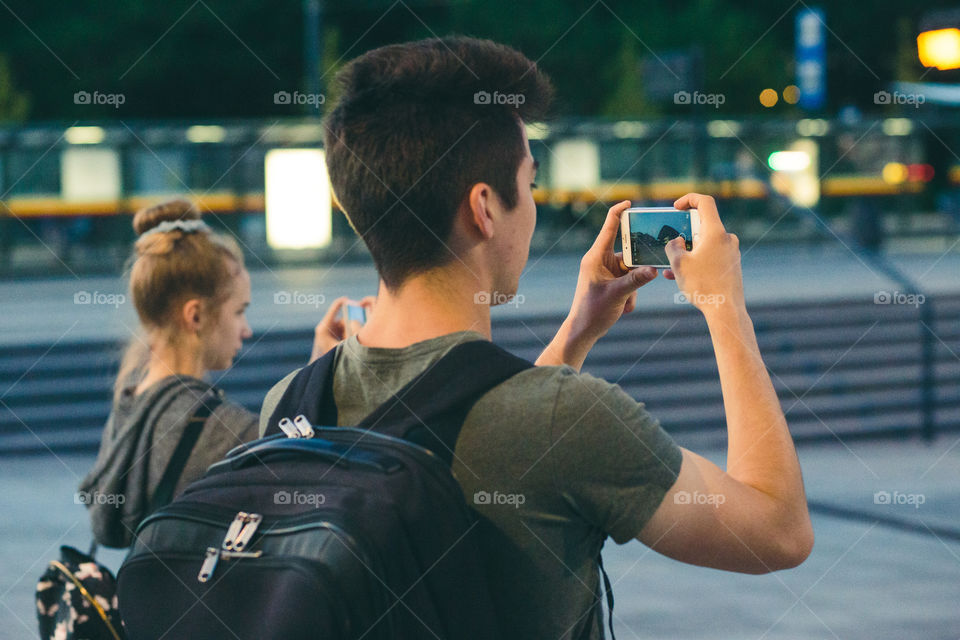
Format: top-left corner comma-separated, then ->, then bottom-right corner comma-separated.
260,37 -> 812,639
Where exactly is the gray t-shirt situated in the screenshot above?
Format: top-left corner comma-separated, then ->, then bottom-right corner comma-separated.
259,331 -> 682,639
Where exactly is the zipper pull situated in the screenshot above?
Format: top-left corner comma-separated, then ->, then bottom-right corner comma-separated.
232,513 -> 262,552
293,414 -> 315,438
198,547 -> 219,582
222,512 -> 249,551
277,417 -> 300,438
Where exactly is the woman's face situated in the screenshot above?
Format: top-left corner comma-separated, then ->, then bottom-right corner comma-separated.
201,267 -> 252,371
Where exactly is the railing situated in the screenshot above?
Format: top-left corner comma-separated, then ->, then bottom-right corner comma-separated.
1,292 -> 957,455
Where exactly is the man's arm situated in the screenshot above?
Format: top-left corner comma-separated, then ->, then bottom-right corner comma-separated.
637,194 -> 813,573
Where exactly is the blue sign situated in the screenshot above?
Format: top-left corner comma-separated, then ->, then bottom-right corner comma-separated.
796,7 -> 826,110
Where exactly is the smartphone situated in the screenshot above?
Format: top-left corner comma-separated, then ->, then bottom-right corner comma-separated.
620,207 -> 700,268
342,303 -> 367,337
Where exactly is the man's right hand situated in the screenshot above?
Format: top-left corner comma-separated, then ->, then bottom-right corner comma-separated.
663,193 -> 744,313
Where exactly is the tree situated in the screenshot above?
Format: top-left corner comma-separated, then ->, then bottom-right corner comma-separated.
0,53 -> 30,122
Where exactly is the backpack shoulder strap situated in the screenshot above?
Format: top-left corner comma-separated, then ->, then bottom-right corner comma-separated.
149,389 -> 223,511
356,340 -> 532,464
267,339 -> 533,465
264,345 -> 340,436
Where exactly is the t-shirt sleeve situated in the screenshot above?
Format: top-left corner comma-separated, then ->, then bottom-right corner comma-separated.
258,369 -> 301,437
547,368 -> 683,544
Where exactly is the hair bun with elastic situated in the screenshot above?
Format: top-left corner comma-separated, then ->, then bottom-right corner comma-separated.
132,199 -> 201,236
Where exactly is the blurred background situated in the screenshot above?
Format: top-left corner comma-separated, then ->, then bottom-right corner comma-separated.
1,1 -> 959,638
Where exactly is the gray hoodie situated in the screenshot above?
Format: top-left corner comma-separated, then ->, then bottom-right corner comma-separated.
78,375 -> 259,548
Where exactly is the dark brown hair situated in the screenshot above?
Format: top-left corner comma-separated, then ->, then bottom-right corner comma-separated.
324,36 -> 553,289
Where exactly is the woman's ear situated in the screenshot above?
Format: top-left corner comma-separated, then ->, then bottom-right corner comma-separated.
180,298 -> 203,334
466,182 -> 497,240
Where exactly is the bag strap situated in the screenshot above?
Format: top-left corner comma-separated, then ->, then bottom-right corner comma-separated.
354,341 -> 532,464
598,552 -> 616,640
47,560 -> 124,640
267,340 -> 533,466
149,390 -> 222,511
265,345 -> 340,433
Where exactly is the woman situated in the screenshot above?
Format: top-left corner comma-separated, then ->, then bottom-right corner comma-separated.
78,199 -> 367,547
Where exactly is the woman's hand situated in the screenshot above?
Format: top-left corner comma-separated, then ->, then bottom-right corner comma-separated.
309,295 -> 376,363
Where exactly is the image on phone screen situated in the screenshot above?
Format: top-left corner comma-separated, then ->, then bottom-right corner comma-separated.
628,210 -> 692,267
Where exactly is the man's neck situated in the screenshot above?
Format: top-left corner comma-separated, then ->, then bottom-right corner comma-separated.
357,268 -> 492,349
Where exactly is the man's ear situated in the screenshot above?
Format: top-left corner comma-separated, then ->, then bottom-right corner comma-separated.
181,298 -> 203,334
466,182 -> 498,240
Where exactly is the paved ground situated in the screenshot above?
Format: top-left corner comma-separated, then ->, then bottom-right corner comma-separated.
0,437 -> 957,639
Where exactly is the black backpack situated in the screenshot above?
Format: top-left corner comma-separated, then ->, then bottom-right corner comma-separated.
116,340 -> 533,640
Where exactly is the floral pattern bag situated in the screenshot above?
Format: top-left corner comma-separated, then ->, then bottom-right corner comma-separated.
36,543 -> 125,640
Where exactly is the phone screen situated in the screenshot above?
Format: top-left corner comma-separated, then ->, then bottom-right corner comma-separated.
346,304 -> 367,324
627,209 -> 692,267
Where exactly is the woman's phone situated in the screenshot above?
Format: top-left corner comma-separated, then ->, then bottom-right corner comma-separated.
342,303 -> 367,338
620,207 -> 700,268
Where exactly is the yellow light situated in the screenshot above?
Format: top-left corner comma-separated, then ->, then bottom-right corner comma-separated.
882,162 -> 908,184
783,85 -> 801,104
707,120 -> 741,138
265,149 -> 332,249
64,126 -> 105,144
186,125 -> 226,143
882,118 -> 913,136
918,28 -> 960,70
612,121 -> 649,138
759,88 -> 779,108
796,119 -> 829,137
